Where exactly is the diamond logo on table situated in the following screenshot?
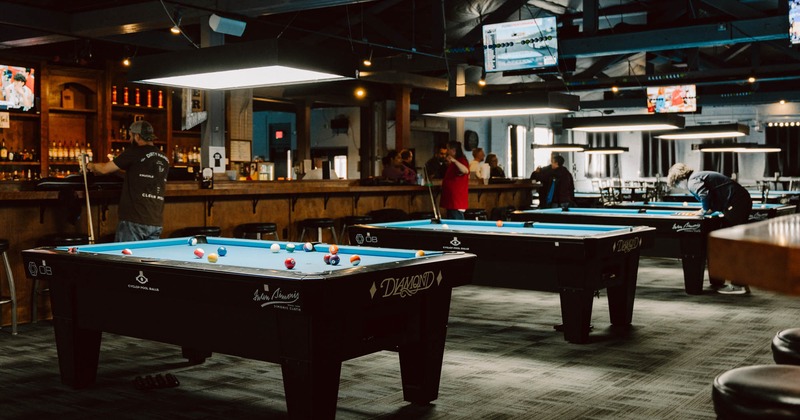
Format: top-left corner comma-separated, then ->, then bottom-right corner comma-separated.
370,270 -> 437,299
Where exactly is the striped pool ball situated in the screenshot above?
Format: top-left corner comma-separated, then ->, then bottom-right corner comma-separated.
194,248 -> 205,258
303,242 -> 314,252
285,243 -> 296,253
121,248 -> 132,255
329,244 -> 339,255
188,237 -> 198,246
350,255 -> 361,266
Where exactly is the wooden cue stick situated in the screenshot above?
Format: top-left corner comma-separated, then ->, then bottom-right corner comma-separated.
422,166 -> 440,221
78,153 -> 95,244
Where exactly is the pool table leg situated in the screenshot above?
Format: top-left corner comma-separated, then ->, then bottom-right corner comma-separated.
280,357 -> 342,419
398,291 -> 453,404
559,289 -> 594,344
679,236 -> 707,295
606,254 -> 640,326
53,316 -> 102,389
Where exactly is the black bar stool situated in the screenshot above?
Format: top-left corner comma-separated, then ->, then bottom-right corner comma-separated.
298,218 -> 338,243
0,239 -> 17,335
772,328 -> 800,365
368,208 -> 409,223
464,208 -> 488,220
339,215 -> 373,244
34,233 -> 90,323
409,211 -> 436,220
170,226 -> 222,238
712,365 -> 800,419
235,223 -> 279,240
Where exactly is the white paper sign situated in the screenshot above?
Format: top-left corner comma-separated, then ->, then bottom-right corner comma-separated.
208,146 -> 226,173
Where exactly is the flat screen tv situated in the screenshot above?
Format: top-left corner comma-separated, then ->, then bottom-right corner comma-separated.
646,85 -> 697,113
791,0 -> 800,44
482,16 -> 558,73
0,65 -> 36,112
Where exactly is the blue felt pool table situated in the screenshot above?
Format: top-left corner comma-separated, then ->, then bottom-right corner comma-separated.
609,201 -> 797,222
348,219 -> 655,344
21,236 -> 477,419
510,207 -> 725,295
665,190 -> 800,205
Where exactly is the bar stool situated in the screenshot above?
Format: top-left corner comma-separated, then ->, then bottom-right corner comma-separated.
298,218 -> 338,244
772,328 -> 800,365
490,206 -> 516,221
170,226 -> 222,238
339,215 -> 373,244
409,211 -> 436,220
712,365 -> 800,419
0,239 -> 17,335
464,208 -> 488,220
33,233 -> 90,323
368,208 -> 409,223
235,223 -> 279,240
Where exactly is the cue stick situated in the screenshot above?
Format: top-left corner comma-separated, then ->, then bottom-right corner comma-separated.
78,153 -> 96,244
422,166 -> 441,221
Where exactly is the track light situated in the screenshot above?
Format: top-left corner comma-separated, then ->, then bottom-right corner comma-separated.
363,50 -> 373,67
122,57 -> 131,66
170,18 -> 182,34
478,68 -> 486,87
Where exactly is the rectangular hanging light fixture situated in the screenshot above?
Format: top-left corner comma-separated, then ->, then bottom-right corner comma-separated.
692,142 -> 781,153
562,114 -> 684,132
128,39 -> 354,90
531,143 -> 587,152
656,123 -> 750,140
583,146 -> 630,154
419,92 -> 580,117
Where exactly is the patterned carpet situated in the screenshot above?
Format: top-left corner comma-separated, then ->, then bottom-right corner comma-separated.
2,257 -> 798,419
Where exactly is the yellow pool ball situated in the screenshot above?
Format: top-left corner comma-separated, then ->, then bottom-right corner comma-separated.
207,253 -> 219,263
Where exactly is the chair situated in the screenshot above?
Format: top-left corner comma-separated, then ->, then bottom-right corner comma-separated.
235,223 -> 279,240
0,239 -> 17,335
368,209 -> 409,223
170,226 -> 222,238
712,365 -> 800,419
409,211 -> 436,220
298,218 -> 338,243
464,208 -> 488,220
33,233 -> 90,323
490,206 -> 516,221
339,215 -> 373,245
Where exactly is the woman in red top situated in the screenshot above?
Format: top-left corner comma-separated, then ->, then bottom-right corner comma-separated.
440,140 -> 470,219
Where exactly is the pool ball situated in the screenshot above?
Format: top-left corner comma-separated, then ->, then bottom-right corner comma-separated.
121,248 -> 132,255
194,248 -> 205,258
329,244 -> 339,255
284,257 -> 296,269
415,250 -> 425,257
441,224 -> 449,229
67,247 -> 78,253
188,237 -> 198,246
207,253 -> 219,263
303,242 -> 314,252
270,243 -> 281,253
350,255 -> 361,266
329,254 -> 340,265
323,254 -> 331,264
496,220 -> 504,227
286,243 -> 296,253
217,246 -> 227,256
682,201 -> 688,207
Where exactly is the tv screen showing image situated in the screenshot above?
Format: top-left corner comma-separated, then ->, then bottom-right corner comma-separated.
646,85 -> 697,113
791,0 -> 800,44
0,65 -> 36,112
482,16 -> 558,73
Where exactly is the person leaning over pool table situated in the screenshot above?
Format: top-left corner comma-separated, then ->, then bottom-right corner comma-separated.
667,162 -> 753,295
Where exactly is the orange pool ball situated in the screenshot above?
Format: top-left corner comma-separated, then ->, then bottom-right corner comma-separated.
496,220 -> 504,227
415,250 -> 425,257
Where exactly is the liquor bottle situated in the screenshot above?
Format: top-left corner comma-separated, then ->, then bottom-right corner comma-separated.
0,139 -> 7,161
123,87 -> 129,106
111,85 -> 118,105
7,148 -> 14,162
86,143 -> 93,162
135,88 -> 140,106
158,90 -> 163,108
49,142 -> 55,161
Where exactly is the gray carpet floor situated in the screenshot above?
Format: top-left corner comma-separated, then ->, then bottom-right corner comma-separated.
2,257 -> 798,419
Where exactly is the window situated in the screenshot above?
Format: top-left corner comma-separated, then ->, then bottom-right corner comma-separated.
506,125 -> 528,178
531,126 -> 554,169
333,155 -> 347,179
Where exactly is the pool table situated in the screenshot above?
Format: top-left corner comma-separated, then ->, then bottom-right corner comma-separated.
609,201 -> 797,222
348,219 -> 655,344
21,236 -> 477,419
664,190 -> 800,205
510,207 -> 725,295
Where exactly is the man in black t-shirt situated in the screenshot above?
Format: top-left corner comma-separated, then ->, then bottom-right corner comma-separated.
87,120 -> 170,241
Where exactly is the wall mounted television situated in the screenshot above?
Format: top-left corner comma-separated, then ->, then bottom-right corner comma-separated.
791,0 -> 800,44
482,16 -> 558,74
0,65 -> 36,112
646,84 -> 697,113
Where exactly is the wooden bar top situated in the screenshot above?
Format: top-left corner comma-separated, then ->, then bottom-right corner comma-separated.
708,214 -> 800,295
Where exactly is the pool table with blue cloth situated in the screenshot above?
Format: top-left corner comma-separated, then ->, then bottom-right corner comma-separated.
349,219 -> 655,344
21,236 -> 477,419
664,190 -> 800,205
609,201 -> 797,222
510,207 -> 724,295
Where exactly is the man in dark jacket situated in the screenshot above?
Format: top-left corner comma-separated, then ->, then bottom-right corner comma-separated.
531,154 -> 575,208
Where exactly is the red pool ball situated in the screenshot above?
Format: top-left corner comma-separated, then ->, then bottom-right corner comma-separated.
121,248 -> 132,255
193,248 -> 205,258
284,257 -> 296,269
323,254 -> 331,265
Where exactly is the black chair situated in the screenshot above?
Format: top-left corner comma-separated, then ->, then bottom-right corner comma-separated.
409,211 -> 436,220
368,209 -> 409,223
464,208 -> 488,220
298,218 -> 338,243
339,216 -> 373,244
0,239 -> 17,335
712,365 -> 800,419
490,206 -> 516,221
33,233 -> 90,323
170,226 -> 222,238
235,223 -> 279,240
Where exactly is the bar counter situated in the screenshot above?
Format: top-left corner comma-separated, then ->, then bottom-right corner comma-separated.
0,177 -> 536,325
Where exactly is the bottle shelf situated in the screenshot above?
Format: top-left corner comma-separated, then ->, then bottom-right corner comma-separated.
112,104 -> 166,112
49,107 -> 97,114
0,161 -> 40,166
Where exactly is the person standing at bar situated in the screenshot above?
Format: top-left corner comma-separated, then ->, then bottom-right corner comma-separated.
440,141 -> 470,219
531,154 -> 575,208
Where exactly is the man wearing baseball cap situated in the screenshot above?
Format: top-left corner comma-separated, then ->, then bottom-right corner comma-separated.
87,120 -> 170,241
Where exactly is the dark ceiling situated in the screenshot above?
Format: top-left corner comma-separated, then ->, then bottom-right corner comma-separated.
1,0 -> 798,109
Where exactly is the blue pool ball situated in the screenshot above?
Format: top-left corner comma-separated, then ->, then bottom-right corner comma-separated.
217,246 -> 227,257
303,242 -> 314,252
329,254 -> 341,266
286,243 -> 296,253
188,237 -> 198,246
